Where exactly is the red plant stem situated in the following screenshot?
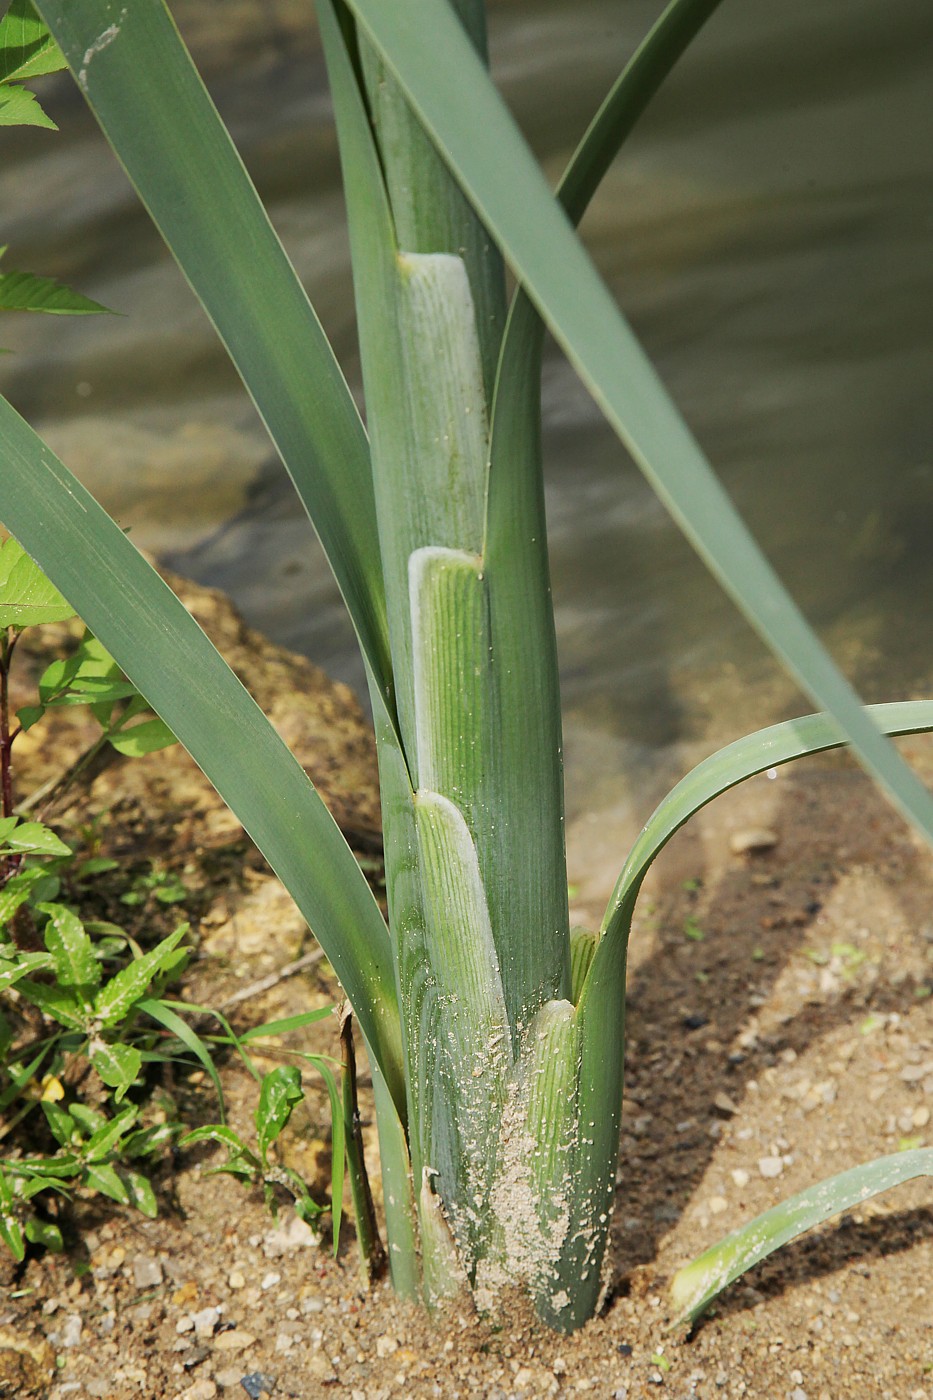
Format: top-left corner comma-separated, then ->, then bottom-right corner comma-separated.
0,629 -> 14,820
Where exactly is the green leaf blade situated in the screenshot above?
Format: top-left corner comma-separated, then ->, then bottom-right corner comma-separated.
0,408 -> 404,1117
34,0 -> 392,714
671,1148 -> 933,1327
602,700 -> 933,948
346,0 -> 933,849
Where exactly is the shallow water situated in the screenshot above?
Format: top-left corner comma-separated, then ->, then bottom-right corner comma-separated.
1,0 -> 931,866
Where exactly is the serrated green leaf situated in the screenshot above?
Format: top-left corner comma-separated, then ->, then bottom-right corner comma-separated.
39,901 -> 100,987
0,81 -> 55,127
89,1041 -> 142,1101
0,0 -> 66,83
256,1065 -> 304,1161
0,266 -> 109,315
93,926 -> 188,1025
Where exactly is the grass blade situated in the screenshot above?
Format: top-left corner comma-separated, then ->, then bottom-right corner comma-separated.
137,997 -> 226,1122
671,1148 -> 933,1327
345,0 -> 933,847
33,0 -> 392,711
601,700 -> 933,948
0,401 -> 404,1116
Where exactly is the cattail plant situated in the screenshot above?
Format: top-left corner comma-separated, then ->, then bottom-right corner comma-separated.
2,0 -> 932,1332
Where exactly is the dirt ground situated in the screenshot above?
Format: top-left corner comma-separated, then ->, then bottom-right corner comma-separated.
2,575 -> 932,1400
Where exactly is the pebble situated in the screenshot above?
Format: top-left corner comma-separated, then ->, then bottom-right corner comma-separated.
708,1195 -> 728,1215
790,1390 -> 807,1400
262,1214 -> 320,1258
714,1091 -> 740,1116
759,1155 -> 784,1178
730,827 -> 778,855
213,1330 -> 257,1353
133,1255 -> 164,1289
61,1314 -> 83,1348
901,1061 -> 933,1082
214,1371 -> 243,1390
227,1269 -> 246,1290
175,1382 -> 217,1400
731,1168 -> 751,1188
376,1335 -> 399,1358
240,1377 -> 277,1400
192,1306 -> 223,1340
260,1271 -> 281,1291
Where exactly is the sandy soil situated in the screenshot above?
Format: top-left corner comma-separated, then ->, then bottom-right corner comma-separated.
2,576 -> 932,1400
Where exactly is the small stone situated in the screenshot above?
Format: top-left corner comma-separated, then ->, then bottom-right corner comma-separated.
708,1196 -> 728,1215
61,1314 -> 83,1348
260,1272 -> 281,1291
192,1306 -> 223,1340
213,1330 -> 257,1354
731,1168 -> 750,1188
376,1335 -> 399,1358
514,1368 -> 535,1390
133,1255 -> 164,1290
239,1377 -> 276,1400
758,1156 -> 784,1178
262,1214 -> 320,1258
901,1061 -> 933,1082
713,1091 -> 740,1116
177,1382 -> 217,1400
790,1390 -> 807,1400
214,1371 -> 243,1390
730,828 -> 778,856
86,1383 -> 112,1398
228,1270 -> 247,1291
177,1316 -> 196,1335
274,1333 -> 294,1354
913,1106 -> 931,1128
